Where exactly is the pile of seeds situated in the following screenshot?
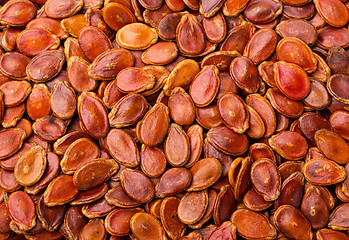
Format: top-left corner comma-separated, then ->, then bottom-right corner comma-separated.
0,0 -> 349,239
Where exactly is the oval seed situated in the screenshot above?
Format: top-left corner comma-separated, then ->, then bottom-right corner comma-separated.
14,145 -> 47,186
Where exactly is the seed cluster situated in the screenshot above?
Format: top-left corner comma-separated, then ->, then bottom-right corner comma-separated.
0,0 -> 348,239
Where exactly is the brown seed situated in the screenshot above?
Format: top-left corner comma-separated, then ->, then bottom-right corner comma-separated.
246,106 -> 265,139
0,168 -> 20,192
168,87 -> 195,126
274,205 -> 313,240
78,26 -> 112,62
88,48 -> 134,81
50,81 -> 76,120
0,201 -> 11,233
141,42 -> 178,65
0,52 -> 30,80
178,190 -> 208,225
65,206 -> 89,239
109,94 -> 148,128
26,17 -> 68,40
176,14 -> 205,55
0,80 -> 31,107
26,50 -> 65,83
231,209 -> 277,239
275,171 -> 304,209
0,128 -> 26,160
202,12 -> 226,44
0,0 -> 36,26
2,103 -> 26,129
157,12 -> 185,41
328,203 -> 349,231
185,125 -> 204,168
243,188 -> 273,211
327,74 -> 349,104
67,56 -> 97,92
7,191 -> 36,231
140,145 -> 166,178
216,72 -> 239,100
244,28 -> 277,64
315,129 -> 349,165
130,212 -> 166,240
213,185 -> 236,226
17,29 -> 60,57
223,0 -> 249,16
220,22 -> 255,54
86,7 -> 114,39
53,131 -> 91,155
102,80 -> 125,109
32,115 -> 67,141
218,93 -> 249,134
120,168 -> 154,203
251,158 -> 281,201
230,56 -> 260,93
60,14 -> 87,39
303,79 -> 330,110
244,0 -> 283,24
249,142 -> 276,163
78,91 -> 109,139
317,26 -> 349,50
70,182 -> 108,206
313,0 -> 349,27
116,23 -> 158,50
301,183 -> 329,229
190,188 -> 217,229
64,37 -> 88,61
330,110 -> 349,141
105,208 -> 143,236
73,159 -> 119,190
303,158 -> 347,186
298,112 -> 332,144
60,138 -> 100,174
141,66 -> 170,96
269,131 -> 308,160
274,61 -> 311,100
80,219 -> 107,240
44,0 -> 83,19
196,103 -> 223,129
164,123 -> 190,167
204,139 -> 233,177
106,129 -> 139,168
165,0 -> 186,11
189,65 -> 220,107
266,88 -> 304,118
102,3 -> 136,32
276,37 -> 317,73
37,195 -> 65,232
163,59 -> 200,96
25,152 -> 61,195
199,0 -> 224,18
316,228 -> 349,240
105,182 -> 142,208
160,197 -> 186,239
155,167 -> 192,198
43,175 -> 80,206
116,67 -> 155,93
281,0 -> 311,6
137,102 -> 170,146
207,221 -> 236,240
207,126 -> 249,156
188,158 -> 222,191
14,145 -> 46,186
276,19 -> 317,46
310,53 -> 331,82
